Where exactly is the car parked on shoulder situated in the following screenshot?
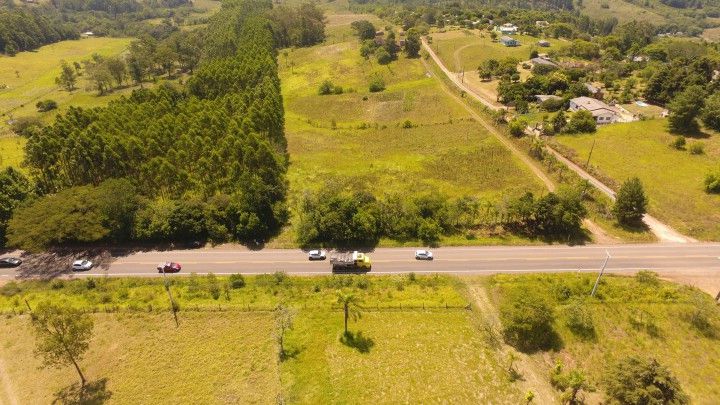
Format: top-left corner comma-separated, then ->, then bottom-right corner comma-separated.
157,262 -> 182,273
308,250 -> 327,261
415,250 -> 434,260
72,259 -> 93,271
0,257 -> 22,268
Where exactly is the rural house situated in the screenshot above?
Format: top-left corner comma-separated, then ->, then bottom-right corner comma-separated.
500,36 -> 519,47
498,23 -> 518,35
530,57 -> 558,68
569,97 -> 619,124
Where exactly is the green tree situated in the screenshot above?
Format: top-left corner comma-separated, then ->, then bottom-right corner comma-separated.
105,56 -> 127,87
613,177 -> 647,226
604,357 -> 688,405
337,292 -> 362,335
552,110 -> 567,132
55,60 -> 77,91
550,362 -> 593,405
565,110 -> 596,133
376,47 -> 392,65
369,76 -> 386,92
350,20 -> 376,40
30,302 -> 94,387
318,79 -> 334,95
668,85 -> 706,134
500,290 -> 556,352
0,167 -> 32,247
404,29 -> 421,58
700,92 -> 720,132
275,304 -> 296,360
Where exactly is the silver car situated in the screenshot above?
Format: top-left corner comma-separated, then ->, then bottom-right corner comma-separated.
415,250 -> 434,260
72,259 -> 93,271
308,250 -> 327,261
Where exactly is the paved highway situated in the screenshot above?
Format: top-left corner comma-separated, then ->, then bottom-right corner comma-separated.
60,243 -> 720,276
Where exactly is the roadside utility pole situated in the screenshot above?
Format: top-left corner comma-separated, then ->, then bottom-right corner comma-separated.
591,250 -> 611,297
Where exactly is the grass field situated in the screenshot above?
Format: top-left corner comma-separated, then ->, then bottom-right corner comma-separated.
0,312 -> 280,404
554,119 -> 720,240
0,136 -> 26,170
482,273 -> 720,401
0,273 -> 717,403
0,37 -> 134,138
278,21 -> 546,246
0,274 -> 519,403
430,30 -> 554,73
578,0 -> 668,25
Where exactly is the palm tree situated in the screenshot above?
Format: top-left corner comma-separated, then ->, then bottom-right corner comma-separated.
336,292 -> 362,335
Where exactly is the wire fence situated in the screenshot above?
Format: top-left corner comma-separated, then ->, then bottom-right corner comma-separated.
1,302 -> 472,317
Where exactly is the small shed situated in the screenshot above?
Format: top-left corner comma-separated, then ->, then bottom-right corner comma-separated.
500,36 -> 519,47
537,40 -> 550,47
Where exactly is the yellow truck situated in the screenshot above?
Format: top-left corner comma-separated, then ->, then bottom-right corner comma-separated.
330,251 -> 372,272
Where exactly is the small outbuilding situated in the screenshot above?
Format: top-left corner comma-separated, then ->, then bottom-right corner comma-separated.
537,40 -> 550,47
500,36 -> 519,47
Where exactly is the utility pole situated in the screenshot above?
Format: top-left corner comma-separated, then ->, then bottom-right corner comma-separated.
591,250 -> 611,297
161,266 -> 180,328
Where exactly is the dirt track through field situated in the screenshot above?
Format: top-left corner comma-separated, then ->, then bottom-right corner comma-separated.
0,357 -> 19,405
467,284 -> 558,403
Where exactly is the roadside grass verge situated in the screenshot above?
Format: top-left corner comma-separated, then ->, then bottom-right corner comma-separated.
553,119 -> 720,240
479,272 -> 720,401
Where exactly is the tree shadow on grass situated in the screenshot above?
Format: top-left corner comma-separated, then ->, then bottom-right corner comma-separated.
340,331 -> 375,353
280,345 -> 304,362
52,378 -> 112,405
614,221 -> 650,235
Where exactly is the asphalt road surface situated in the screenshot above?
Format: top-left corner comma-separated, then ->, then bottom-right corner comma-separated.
11,243 -> 713,277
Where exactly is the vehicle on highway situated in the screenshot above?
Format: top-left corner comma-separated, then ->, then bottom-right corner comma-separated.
308,250 -> 327,261
0,257 -> 22,268
330,251 -> 371,272
157,262 -> 182,273
72,259 -> 93,271
415,250 -> 434,260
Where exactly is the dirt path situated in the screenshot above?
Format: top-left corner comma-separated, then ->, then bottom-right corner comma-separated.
467,284 -> 558,403
452,43 -> 474,71
422,37 -> 695,244
0,357 -> 19,405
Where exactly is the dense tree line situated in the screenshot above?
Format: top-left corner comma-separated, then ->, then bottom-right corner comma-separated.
296,186 -> 587,248
268,2 -> 325,48
0,6 -> 78,55
7,0 -> 289,250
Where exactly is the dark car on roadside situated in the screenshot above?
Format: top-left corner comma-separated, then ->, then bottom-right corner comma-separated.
0,257 -> 22,268
157,262 -> 182,273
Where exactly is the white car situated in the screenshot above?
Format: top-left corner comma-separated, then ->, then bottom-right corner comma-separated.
308,250 -> 327,261
415,250 -> 434,260
72,259 -> 93,271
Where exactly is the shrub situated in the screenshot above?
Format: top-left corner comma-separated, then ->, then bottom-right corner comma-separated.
540,97 -> 565,112
318,80 -> 333,95
564,110 -> 596,133
229,273 -> 246,289
368,76 -> 386,92
564,297 -> 595,338
604,357 -> 688,404
670,136 -> 686,150
689,142 -> 705,155
635,270 -> 660,285
704,169 -> 720,193
402,119 -> 413,129
35,99 -> 58,112
86,278 -> 97,290
332,85 -> 343,95
500,290 -> 557,352
9,116 -> 43,137
508,118 -> 527,137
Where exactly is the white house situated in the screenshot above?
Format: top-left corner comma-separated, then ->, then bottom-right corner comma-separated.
498,23 -> 518,35
569,97 -> 619,124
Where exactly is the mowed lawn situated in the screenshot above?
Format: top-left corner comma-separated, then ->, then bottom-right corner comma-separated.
279,24 -> 546,242
0,37 -> 133,137
0,312 -> 281,404
430,30 -> 555,72
282,310 -> 520,404
554,119 -> 720,240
